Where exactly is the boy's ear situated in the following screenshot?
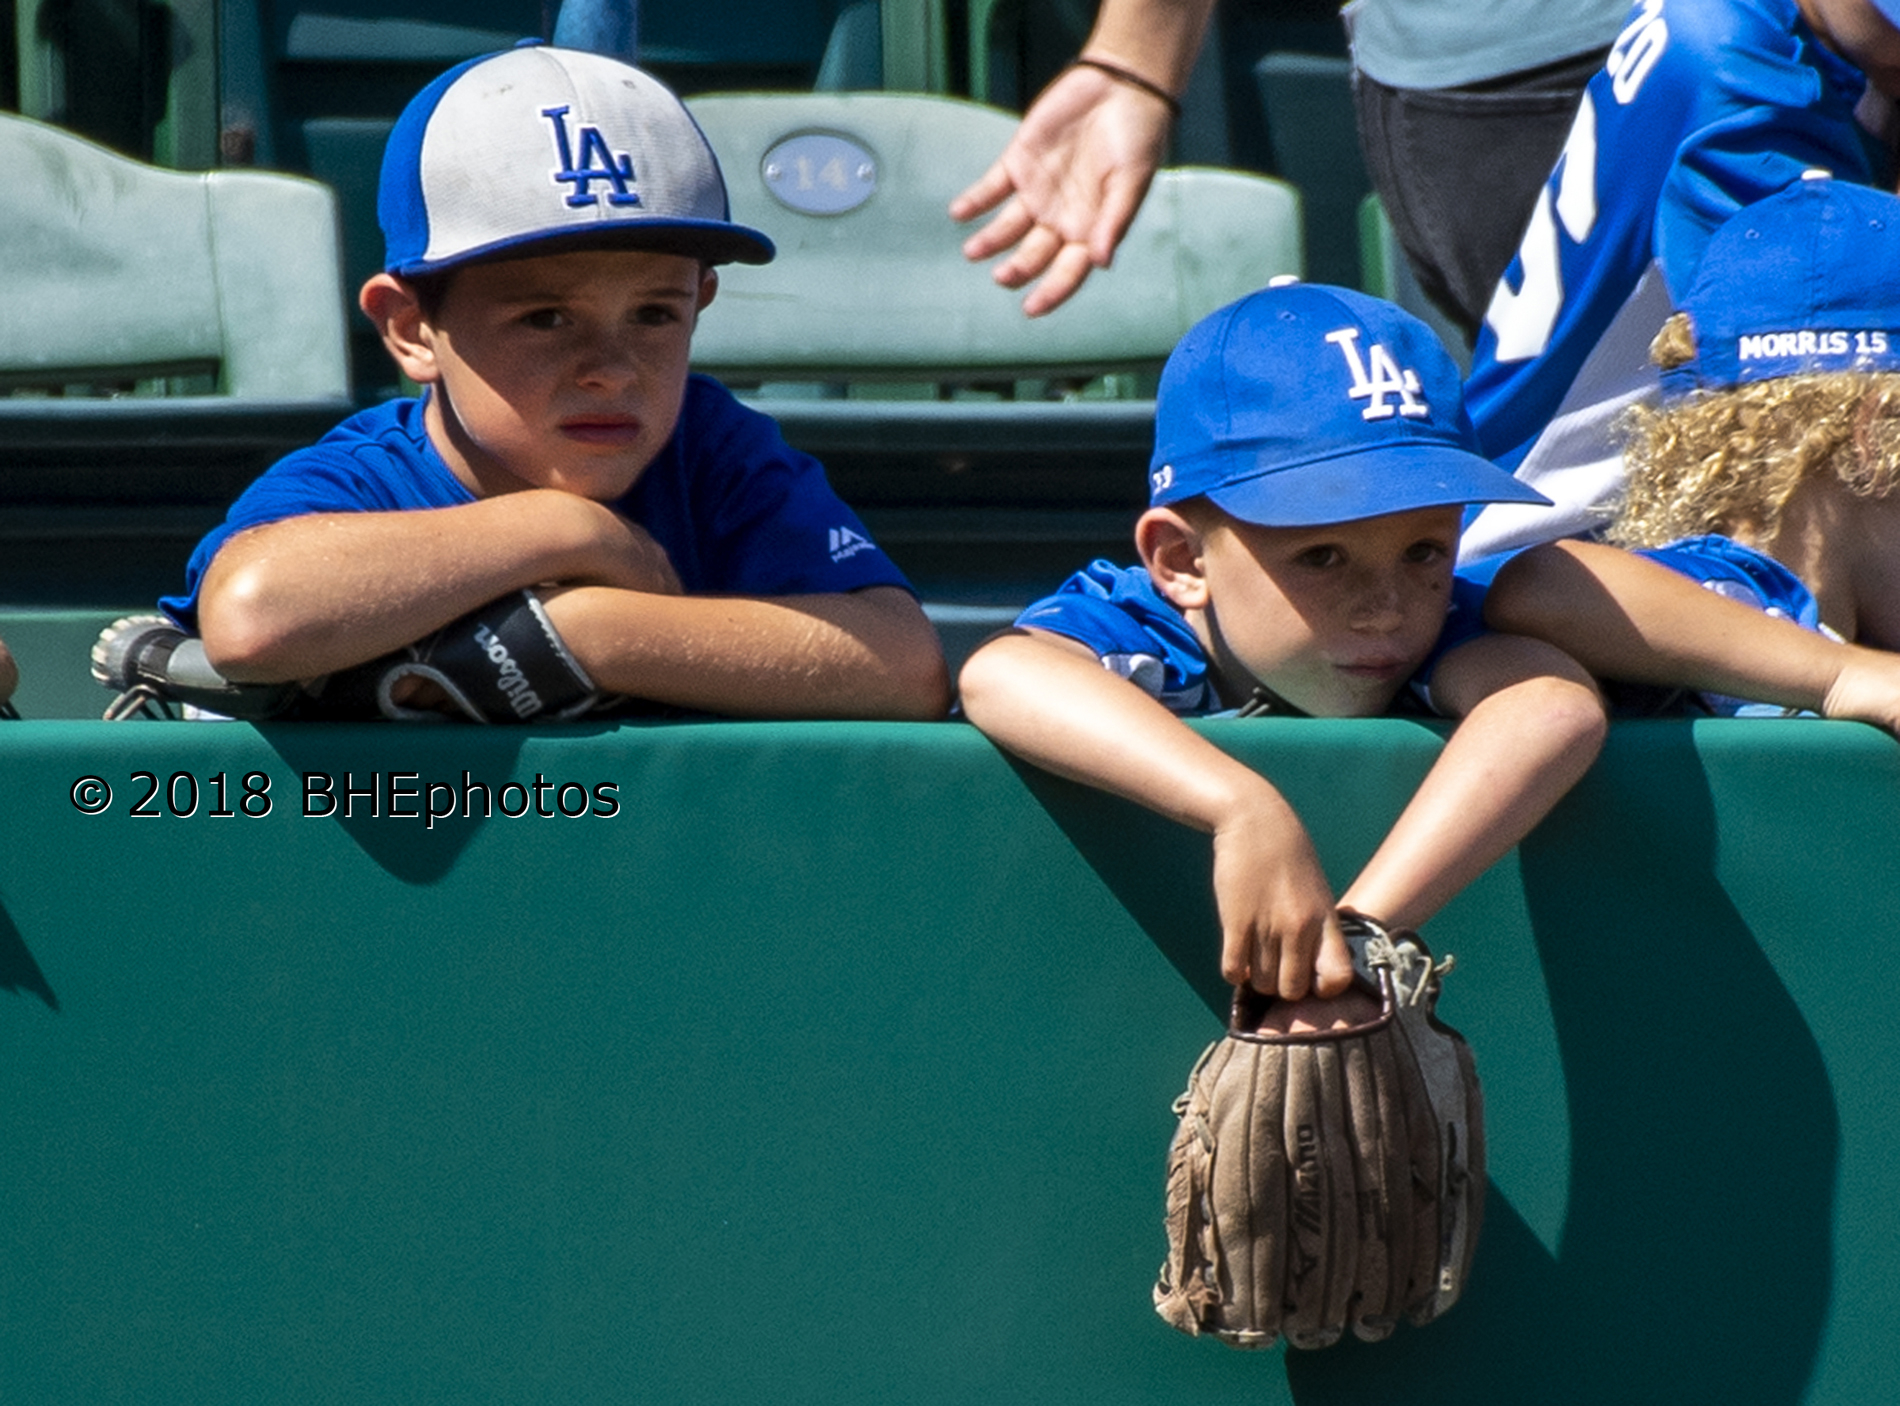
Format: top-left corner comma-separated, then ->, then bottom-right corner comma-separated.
1136,507 -> 1211,610
359,273 -> 440,385
696,267 -> 719,315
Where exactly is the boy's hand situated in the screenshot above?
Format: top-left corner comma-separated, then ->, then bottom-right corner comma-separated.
1211,798 -> 1356,1001
559,496 -> 682,596
1818,644 -> 1900,738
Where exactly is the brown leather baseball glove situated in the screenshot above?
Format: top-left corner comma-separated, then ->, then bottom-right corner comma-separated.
1153,913 -> 1485,1350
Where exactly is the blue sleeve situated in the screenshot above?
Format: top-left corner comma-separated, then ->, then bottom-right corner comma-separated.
159,406 -> 467,629
1012,562 -> 1218,715
1465,0 -> 1872,469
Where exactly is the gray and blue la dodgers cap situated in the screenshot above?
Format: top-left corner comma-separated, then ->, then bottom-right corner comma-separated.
378,41 -> 774,275
1150,281 -> 1548,527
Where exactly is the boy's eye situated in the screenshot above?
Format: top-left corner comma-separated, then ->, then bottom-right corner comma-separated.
1293,545 -> 1344,569
634,303 -> 684,326
520,308 -> 567,330
1403,539 -> 1452,565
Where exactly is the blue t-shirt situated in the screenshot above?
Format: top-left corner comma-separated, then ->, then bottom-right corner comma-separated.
1466,0 -> 1881,474
163,374 -> 910,627
1011,561 -> 1488,717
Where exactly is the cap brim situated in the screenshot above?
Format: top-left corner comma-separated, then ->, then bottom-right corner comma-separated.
1202,441 -> 1551,528
390,218 -> 776,275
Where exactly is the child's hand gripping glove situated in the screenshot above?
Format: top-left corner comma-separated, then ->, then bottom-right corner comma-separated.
1153,914 -> 1485,1351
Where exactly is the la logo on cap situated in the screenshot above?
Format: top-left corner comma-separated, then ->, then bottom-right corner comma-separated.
1326,327 -> 1428,422
542,104 -> 641,209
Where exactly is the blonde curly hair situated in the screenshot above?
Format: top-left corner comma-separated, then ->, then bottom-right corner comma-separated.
1609,312 -> 1900,548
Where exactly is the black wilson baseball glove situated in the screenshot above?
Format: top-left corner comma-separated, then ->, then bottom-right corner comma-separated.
95,589 -> 599,723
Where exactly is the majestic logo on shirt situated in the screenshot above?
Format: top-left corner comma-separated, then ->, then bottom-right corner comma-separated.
829,525 -> 875,563
542,105 -> 641,209
1325,327 -> 1428,421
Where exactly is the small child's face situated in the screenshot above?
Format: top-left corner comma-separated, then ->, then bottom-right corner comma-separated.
408,247 -> 716,500
1191,506 -> 1461,717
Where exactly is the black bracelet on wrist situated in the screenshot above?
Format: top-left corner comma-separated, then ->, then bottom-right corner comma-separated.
1068,56 -> 1184,119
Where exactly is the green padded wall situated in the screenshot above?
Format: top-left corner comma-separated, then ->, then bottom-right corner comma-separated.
1,717 -> 1896,1403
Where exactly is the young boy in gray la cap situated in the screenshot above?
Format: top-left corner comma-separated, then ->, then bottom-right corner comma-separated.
159,42 -> 949,723
959,282 -> 1608,1015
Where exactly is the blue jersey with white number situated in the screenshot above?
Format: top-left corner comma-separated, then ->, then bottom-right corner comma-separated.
1466,0 -> 1879,473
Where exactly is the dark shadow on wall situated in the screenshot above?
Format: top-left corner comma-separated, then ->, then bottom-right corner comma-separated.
0,902 -> 60,1012
1002,752 -> 1230,1020
1283,722 -> 1838,1406
1005,721 -> 1837,1405
256,721 -> 543,886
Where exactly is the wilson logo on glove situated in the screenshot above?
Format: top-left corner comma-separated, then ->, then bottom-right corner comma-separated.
473,625 -> 545,719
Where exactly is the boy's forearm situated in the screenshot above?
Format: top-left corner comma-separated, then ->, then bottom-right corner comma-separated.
1340,635 -> 1606,930
957,630 -> 1279,830
540,584 -> 950,720
196,493 -> 663,681
1486,540 -> 1848,710
959,629 -> 1353,999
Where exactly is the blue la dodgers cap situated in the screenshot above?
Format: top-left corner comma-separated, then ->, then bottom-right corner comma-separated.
1665,171 -> 1900,395
378,41 -> 774,276
1148,281 -> 1549,527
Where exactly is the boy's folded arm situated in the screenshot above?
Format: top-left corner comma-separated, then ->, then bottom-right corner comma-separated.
1487,539 -> 1900,738
1339,632 -> 1607,932
196,491 -> 678,681
538,583 -> 951,721
958,628 -> 1351,999
1489,539 -> 1849,708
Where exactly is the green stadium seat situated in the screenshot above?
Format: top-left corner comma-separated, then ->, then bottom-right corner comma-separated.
688,90 -> 1302,510
687,89 -> 1301,657
0,113 -> 352,604
0,113 -> 347,402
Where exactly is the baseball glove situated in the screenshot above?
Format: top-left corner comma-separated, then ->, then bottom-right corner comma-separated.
95,590 -> 600,723
1153,913 -> 1484,1351
306,588 -> 600,723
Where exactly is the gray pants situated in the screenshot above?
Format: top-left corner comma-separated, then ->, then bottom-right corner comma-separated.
1352,46 -> 1608,345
